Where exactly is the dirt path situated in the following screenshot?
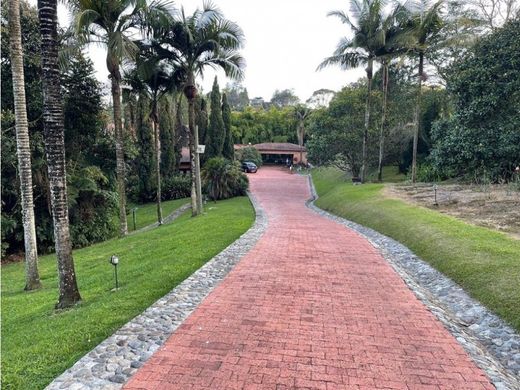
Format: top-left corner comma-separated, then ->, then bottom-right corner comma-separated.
124,167 -> 493,389
384,183 -> 520,240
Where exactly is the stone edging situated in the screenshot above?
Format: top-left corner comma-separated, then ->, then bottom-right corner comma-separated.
305,174 -> 520,390
45,192 -> 268,390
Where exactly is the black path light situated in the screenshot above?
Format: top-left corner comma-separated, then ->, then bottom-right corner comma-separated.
132,207 -> 138,231
433,184 -> 439,206
109,255 -> 120,290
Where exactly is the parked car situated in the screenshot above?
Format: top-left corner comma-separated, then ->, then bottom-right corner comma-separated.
241,161 -> 258,173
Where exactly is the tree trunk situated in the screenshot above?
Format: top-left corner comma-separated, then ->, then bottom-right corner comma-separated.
152,107 -> 163,225
110,68 -> 128,235
361,58 -> 373,183
9,0 -> 42,291
377,61 -> 389,182
38,0 -> 81,308
186,74 -> 203,216
412,53 -> 424,184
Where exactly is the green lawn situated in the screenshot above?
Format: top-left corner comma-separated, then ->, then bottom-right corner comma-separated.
1,197 -> 254,390
127,197 -> 189,232
312,167 -> 520,332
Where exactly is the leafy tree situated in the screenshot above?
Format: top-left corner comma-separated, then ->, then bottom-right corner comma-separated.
135,93 -> 155,202
38,0 -> 81,308
307,85 -> 381,178
222,93 -> 234,160
430,18 -> 520,181
236,146 -> 262,167
294,104 -> 310,164
306,89 -> 335,108
205,77 -> 225,159
271,89 -> 300,107
319,0 -> 388,182
223,81 -> 250,110
149,3 -> 245,215
73,0 -> 173,235
8,0 -> 41,290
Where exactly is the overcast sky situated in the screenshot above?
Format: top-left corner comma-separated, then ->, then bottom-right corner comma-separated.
42,0 -> 366,102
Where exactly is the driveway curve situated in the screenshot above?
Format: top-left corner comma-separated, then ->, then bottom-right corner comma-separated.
125,167 -> 493,389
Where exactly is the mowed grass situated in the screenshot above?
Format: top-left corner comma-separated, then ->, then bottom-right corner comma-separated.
127,197 -> 189,231
1,197 -> 254,390
312,167 -> 520,332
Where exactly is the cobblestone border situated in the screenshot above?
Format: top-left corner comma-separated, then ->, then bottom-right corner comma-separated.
45,193 -> 267,390
305,175 -> 520,390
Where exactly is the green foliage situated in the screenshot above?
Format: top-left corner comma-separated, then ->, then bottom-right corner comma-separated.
1,197 -> 254,390
270,89 -> 300,107
135,94 -> 155,202
201,157 -> 249,201
205,77 -> 225,159
221,93 -> 234,160
236,146 -> 263,167
1,3 -> 118,256
430,18 -> 520,182
231,106 -> 298,144
195,96 -> 208,146
223,82 -> 249,111
161,175 -> 192,201
306,84 -> 381,177
159,97 -> 177,181
312,167 -> 520,332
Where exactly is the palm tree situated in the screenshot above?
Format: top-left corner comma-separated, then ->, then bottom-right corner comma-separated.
376,8 -> 406,182
294,104 -> 310,165
38,0 -> 81,308
126,54 -> 177,225
149,4 -> 245,216
73,0 -> 173,235
9,0 -> 41,291
399,0 -> 445,183
318,0 -> 387,182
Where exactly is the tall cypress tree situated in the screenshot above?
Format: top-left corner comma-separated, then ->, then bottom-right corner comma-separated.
136,94 -> 155,201
159,97 -> 176,181
205,77 -> 225,159
196,96 -> 208,146
222,93 -> 234,160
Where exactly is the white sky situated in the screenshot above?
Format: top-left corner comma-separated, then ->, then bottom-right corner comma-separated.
35,0 -> 366,102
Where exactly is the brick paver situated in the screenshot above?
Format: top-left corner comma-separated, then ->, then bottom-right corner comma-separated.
125,168 -> 493,390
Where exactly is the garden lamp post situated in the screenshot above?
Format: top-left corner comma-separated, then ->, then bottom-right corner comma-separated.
109,255 -> 119,290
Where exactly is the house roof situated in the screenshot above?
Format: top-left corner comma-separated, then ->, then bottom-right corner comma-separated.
253,143 -> 306,152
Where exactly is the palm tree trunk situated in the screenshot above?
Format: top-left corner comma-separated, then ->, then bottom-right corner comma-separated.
152,109 -> 163,225
412,53 -> 424,184
110,66 -> 128,235
186,74 -> 203,216
187,97 -> 199,216
9,0 -> 41,291
38,0 -> 81,308
361,58 -> 373,183
377,61 -> 389,182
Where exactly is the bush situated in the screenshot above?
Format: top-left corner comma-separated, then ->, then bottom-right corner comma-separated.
236,146 -> 262,167
162,175 -> 192,201
202,157 -> 249,201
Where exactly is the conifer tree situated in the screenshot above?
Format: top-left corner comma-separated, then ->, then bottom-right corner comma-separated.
159,97 -> 176,181
205,77 -> 225,159
222,93 -> 234,160
136,94 -> 155,201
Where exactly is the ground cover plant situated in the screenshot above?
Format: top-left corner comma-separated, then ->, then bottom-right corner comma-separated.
1,197 -> 254,390
312,167 -> 520,332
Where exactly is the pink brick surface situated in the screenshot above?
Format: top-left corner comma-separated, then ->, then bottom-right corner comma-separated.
124,168 -> 493,390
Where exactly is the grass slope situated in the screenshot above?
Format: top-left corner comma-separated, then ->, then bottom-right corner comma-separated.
1,197 -> 254,390
127,198 -> 189,232
312,167 -> 520,332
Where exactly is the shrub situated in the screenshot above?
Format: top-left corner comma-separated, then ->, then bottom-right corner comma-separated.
236,146 -> 262,167
202,157 -> 249,201
162,175 -> 192,201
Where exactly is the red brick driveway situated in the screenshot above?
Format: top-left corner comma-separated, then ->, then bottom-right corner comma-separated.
125,167 -> 493,389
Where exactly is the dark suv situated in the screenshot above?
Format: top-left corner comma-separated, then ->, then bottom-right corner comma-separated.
241,161 -> 258,173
